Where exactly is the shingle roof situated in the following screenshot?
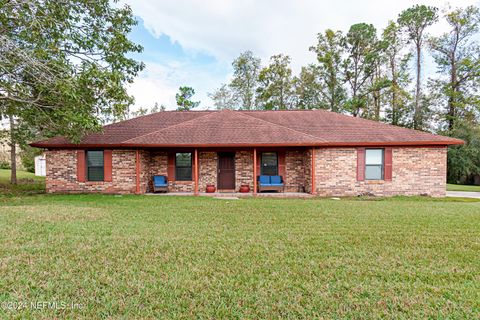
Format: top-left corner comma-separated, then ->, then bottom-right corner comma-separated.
31,109 -> 463,148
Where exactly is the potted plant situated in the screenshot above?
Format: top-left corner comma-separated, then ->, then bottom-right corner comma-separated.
239,184 -> 250,193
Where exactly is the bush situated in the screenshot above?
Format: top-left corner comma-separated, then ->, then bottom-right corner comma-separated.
0,161 -> 11,170
20,146 -> 42,173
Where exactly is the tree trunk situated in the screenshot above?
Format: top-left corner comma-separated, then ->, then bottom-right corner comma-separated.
374,91 -> 380,121
391,57 -> 398,125
9,115 -> 17,185
413,44 -> 422,130
448,56 -> 457,131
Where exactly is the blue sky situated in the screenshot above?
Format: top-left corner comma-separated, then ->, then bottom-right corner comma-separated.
123,0 -> 479,111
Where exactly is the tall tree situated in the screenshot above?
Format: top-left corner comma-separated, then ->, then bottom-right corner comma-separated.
0,0 -> 144,183
365,39 -> 390,121
343,23 -> 381,117
176,86 -> 200,111
429,5 -> 480,130
309,29 -> 346,112
229,51 -> 261,109
382,21 -> 412,125
293,65 -> 323,109
398,5 -> 438,130
130,102 -> 165,118
256,54 -> 295,110
208,84 -> 236,110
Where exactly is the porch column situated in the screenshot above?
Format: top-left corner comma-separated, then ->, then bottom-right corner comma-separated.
253,148 -> 257,195
311,147 -> 316,195
135,149 -> 140,194
194,148 -> 199,195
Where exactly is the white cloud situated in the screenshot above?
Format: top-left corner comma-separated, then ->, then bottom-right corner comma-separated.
127,59 -> 231,111
124,0 -> 479,110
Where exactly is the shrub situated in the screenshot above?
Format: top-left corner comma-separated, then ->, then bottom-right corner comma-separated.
0,161 -> 11,170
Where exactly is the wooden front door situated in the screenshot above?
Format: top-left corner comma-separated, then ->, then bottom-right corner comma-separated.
218,152 -> 235,190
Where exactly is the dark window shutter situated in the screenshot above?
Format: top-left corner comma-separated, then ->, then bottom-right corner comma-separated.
357,148 -> 365,181
104,150 -> 113,182
384,147 -> 393,181
77,150 -> 86,182
278,151 -> 286,179
167,153 -> 175,181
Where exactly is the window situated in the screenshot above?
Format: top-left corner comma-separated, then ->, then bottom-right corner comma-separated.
365,149 -> 384,180
175,153 -> 192,181
87,150 -> 104,181
261,152 -> 278,176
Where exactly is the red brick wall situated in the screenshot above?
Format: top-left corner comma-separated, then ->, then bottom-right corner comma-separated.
199,152 -> 217,192
45,147 -> 447,196
314,147 -> 447,197
285,150 -> 306,192
46,149 -> 138,194
235,151 -> 253,191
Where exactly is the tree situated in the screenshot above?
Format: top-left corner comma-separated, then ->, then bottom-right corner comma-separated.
398,5 -> 438,130
131,107 -> 149,118
175,86 -> 200,111
229,51 -> 261,109
256,54 -> 295,110
309,29 -> 346,112
293,65 -> 323,109
0,0 -> 144,183
208,84 -> 236,110
365,40 -> 390,121
382,21 -> 412,125
151,102 -> 166,113
429,5 -> 480,131
446,121 -> 480,184
343,23 -> 382,117
130,102 -> 165,118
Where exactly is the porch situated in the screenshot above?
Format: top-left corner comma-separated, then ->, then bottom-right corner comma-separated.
135,147 -> 316,195
145,191 -> 314,198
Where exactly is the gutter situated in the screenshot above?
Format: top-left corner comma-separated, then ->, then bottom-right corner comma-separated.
30,139 -> 465,149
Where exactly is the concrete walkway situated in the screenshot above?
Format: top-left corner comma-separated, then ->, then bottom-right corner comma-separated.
446,191 -> 480,199
146,192 -> 313,198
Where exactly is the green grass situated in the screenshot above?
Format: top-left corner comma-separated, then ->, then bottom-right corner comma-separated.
0,169 -> 45,195
447,183 -> 480,192
0,194 -> 479,318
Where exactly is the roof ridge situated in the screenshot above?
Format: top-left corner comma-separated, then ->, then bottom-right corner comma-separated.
101,110 -> 213,129
121,111 -> 217,144
239,111 -> 327,142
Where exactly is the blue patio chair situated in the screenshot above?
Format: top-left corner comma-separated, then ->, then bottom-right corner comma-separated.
152,175 -> 168,193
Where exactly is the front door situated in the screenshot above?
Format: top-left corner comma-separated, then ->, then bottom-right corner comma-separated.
218,152 -> 235,190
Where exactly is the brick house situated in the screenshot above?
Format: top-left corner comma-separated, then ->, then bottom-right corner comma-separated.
31,109 -> 463,197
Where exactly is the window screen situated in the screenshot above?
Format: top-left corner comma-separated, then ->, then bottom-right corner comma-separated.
261,152 -> 278,176
365,149 -> 384,180
87,150 -> 104,181
176,153 -> 192,181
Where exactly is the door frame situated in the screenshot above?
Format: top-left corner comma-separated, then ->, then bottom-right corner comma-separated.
217,152 -> 236,190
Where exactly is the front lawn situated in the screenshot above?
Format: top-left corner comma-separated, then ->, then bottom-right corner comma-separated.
0,194 -> 479,318
447,183 -> 480,192
0,169 -> 45,195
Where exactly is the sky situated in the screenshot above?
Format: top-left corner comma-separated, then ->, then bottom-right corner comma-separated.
123,0 -> 480,111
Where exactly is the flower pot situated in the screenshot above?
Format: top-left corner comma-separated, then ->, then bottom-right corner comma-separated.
239,184 -> 250,193
206,185 -> 216,193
